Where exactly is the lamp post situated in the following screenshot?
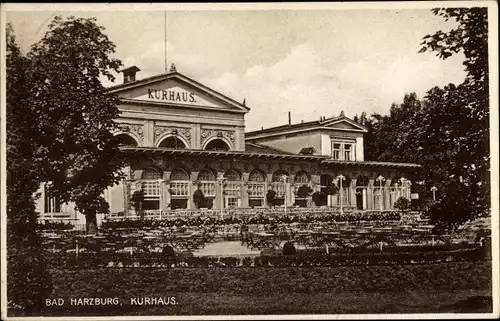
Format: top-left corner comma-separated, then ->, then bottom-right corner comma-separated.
217,174 -> 226,221
431,186 -> 437,201
158,178 -> 163,220
281,175 -> 288,215
400,177 -> 407,199
376,175 -> 385,213
337,174 -> 345,214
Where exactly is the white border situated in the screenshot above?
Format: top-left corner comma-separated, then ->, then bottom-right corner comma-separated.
1,1 -> 498,320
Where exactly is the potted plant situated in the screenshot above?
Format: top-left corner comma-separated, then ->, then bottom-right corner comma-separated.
266,190 -> 276,208
193,189 -> 205,209
394,196 -> 410,211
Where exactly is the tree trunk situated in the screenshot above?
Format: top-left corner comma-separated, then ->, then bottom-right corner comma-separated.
86,211 -> 98,234
139,203 -> 144,221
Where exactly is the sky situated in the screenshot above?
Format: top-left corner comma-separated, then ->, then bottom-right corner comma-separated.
6,4 -> 467,132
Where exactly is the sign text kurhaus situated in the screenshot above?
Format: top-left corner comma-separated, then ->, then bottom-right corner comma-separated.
148,88 -> 196,103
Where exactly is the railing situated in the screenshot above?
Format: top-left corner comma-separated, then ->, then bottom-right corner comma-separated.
39,212 -> 76,221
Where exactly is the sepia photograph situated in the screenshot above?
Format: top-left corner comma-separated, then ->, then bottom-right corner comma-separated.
1,2 -> 498,319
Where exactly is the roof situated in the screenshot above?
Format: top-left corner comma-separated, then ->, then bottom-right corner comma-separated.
299,147 -> 316,155
107,70 -> 250,113
245,142 -> 292,155
119,147 -> 422,169
246,115 -> 367,139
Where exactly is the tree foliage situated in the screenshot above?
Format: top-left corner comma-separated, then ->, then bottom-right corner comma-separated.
355,8 -> 489,228
6,23 -> 52,313
26,16 -> 125,232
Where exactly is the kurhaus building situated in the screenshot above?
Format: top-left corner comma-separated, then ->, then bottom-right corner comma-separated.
37,64 -> 421,221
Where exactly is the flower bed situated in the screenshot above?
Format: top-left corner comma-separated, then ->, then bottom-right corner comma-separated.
101,211 -> 405,230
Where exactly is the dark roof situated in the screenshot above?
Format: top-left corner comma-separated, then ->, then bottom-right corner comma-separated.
246,115 -> 366,137
245,142 -> 292,155
119,147 -> 421,169
299,147 -> 316,155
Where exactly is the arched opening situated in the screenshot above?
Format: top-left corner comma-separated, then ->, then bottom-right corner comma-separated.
170,168 -> 190,209
196,168 -> 216,209
116,134 -> 138,147
140,167 -> 162,211
159,136 -> 186,149
224,169 -> 241,208
294,171 -> 311,207
205,139 -> 230,151
271,170 -> 288,206
248,170 -> 266,208
356,175 -> 370,210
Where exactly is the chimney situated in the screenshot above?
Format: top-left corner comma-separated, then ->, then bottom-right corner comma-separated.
288,111 -> 291,125
121,66 -> 141,84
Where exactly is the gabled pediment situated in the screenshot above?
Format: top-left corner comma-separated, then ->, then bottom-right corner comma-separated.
108,72 -> 249,113
321,117 -> 367,132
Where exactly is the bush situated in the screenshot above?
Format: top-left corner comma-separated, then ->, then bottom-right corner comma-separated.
266,190 -> 276,207
394,197 -> 410,211
283,241 -> 296,255
162,245 -> 175,257
296,185 -> 313,199
193,189 -> 205,209
312,191 -> 326,206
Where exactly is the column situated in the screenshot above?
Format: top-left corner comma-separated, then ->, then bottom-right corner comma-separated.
241,172 -> 250,208
384,179 -> 392,210
290,184 -> 296,206
263,181 -> 268,207
187,180 -> 194,210
362,188 -> 367,210
367,179 -> 375,210
215,179 -> 223,210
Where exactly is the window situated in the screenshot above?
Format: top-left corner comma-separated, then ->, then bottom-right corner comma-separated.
249,199 -> 263,208
227,197 -> 238,208
198,169 -> 216,197
332,143 -> 341,160
248,170 -> 266,200
170,168 -> 189,197
224,170 -> 241,198
331,140 -> 356,161
141,168 -> 162,210
344,144 -> 352,161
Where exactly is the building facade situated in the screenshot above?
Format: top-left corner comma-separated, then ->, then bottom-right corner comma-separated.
36,65 -> 421,221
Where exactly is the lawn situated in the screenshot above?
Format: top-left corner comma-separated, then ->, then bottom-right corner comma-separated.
19,260 -> 492,316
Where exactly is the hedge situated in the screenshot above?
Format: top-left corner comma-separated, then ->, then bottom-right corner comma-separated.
44,246 -> 488,269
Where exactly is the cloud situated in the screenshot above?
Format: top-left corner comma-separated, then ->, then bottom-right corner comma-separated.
104,41 -> 466,132
201,43 -> 466,131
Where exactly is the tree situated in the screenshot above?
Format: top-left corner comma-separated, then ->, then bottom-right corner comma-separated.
26,16 -> 125,233
6,23 -> 52,313
419,8 -> 489,227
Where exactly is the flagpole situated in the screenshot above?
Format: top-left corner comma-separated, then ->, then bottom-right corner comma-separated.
164,10 -> 167,72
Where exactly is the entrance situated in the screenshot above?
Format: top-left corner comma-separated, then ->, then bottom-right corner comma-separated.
356,188 -> 364,210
